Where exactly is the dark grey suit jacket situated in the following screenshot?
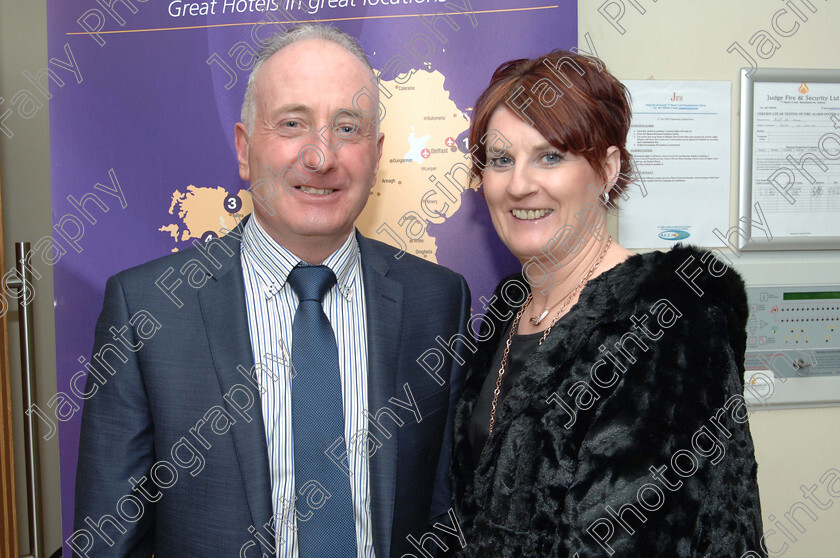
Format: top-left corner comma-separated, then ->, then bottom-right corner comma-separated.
73,221 -> 471,557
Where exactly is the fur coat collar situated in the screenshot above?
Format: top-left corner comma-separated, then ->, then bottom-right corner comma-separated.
452,245 -> 765,557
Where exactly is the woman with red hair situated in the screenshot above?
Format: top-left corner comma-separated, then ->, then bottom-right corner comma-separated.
451,51 -> 765,557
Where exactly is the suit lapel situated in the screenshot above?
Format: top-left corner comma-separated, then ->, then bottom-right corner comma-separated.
198,219 -> 273,553
358,233 -> 403,558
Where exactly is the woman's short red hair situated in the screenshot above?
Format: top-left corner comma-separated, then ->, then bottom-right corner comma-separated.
469,50 -> 633,201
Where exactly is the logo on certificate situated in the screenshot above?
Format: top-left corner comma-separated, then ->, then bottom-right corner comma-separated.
658,229 -> 690,241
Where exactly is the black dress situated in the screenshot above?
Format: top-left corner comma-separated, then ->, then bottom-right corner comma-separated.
468,324 -> 542,467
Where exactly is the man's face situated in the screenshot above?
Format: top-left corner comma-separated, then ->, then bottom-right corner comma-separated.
235,38 -> 384,262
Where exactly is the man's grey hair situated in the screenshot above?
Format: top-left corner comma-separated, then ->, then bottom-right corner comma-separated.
240,24 -> 375,135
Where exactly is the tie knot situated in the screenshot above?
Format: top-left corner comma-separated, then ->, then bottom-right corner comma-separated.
287,265 -> 336,302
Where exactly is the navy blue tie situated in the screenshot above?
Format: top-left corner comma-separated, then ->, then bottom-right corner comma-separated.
287,264 -> 356,557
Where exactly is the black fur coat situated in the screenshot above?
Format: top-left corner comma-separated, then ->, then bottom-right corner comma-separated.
452,245 -> 765,557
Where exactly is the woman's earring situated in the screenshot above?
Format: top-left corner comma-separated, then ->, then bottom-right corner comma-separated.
602,191 -> 609,205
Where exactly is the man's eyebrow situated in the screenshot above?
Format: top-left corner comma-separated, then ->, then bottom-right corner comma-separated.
332,108 -> 367,122
267,105 -> 371,124
268,104 -> 312,119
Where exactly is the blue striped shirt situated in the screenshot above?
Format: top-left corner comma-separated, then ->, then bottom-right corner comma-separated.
240,215 -> 375,558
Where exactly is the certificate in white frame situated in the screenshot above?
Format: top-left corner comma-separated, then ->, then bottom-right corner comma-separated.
739,67 -> 840,250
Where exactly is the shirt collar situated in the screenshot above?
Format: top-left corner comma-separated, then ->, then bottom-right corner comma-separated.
242,214 -> 359,301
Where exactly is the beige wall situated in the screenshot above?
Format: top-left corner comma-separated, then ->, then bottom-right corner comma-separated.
580,1 -> 840,557
0,0 -> 62,555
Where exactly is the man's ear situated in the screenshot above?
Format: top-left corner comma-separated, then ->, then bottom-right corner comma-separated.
370,131 -> 385,188
601,146 -> 621,195
234,122 -> 250,182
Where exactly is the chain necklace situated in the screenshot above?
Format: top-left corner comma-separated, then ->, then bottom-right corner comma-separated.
487,236 -> 612,435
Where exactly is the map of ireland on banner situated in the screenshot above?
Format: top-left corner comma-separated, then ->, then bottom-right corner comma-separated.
160,68 -> 470,265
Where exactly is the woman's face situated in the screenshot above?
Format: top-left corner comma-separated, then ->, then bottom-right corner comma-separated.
482,107 -> 618,264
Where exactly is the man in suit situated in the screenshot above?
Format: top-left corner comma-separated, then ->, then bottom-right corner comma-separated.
71,24 -> 471,557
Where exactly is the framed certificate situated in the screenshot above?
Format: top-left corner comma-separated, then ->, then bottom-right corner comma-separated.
738,68 -> 840,250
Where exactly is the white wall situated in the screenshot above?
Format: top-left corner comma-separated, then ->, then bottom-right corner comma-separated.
580,1 -> 840,556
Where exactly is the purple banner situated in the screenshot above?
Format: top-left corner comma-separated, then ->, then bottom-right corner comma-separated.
46,0 -> 577,550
